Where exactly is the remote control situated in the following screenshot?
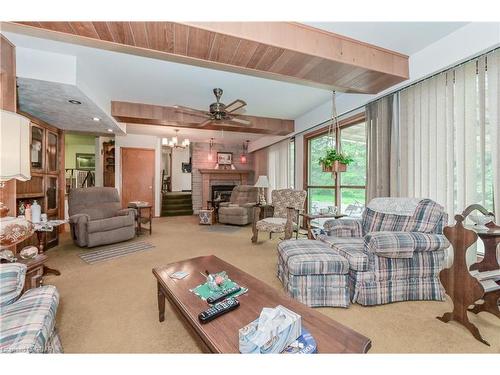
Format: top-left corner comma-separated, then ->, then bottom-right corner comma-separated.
198,297 -> 240,324
206,285 -> 242,304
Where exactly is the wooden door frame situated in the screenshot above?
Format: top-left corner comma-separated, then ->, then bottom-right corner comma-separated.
120,147 -> 156,215
303,112 -> 366,212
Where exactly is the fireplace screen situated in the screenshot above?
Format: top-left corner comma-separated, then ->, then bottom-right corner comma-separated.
211,185 -> 237,202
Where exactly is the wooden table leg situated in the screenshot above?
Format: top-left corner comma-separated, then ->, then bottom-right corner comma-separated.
306,217 -> 313,239
149,207 -> 152,235
36,230 -> 61,276
157,281 -> 166,322
469,290 -> 500,319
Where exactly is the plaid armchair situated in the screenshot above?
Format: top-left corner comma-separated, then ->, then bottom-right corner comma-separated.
318,198 -> 450,306
251,189 -> 307,243
0,263 -> 63,353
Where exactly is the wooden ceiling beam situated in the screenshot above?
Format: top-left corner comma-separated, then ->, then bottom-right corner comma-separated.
111,101 -> 294,136
4,21 -> 409,94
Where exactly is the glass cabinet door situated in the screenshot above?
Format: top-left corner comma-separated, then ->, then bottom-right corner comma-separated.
31,125 -> 44,170
47,131 -> 58,173
46,176 -> 58,212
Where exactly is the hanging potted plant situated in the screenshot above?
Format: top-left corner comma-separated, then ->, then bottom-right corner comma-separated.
318,148 -> 353,173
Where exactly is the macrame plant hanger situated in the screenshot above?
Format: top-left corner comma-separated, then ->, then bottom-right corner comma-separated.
324,90 -> 344,176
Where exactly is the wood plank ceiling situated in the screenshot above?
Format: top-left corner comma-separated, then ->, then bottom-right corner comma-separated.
6,21 -> 409,94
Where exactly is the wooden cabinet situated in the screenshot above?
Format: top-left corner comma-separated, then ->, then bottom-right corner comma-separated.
16,115 -> 64,251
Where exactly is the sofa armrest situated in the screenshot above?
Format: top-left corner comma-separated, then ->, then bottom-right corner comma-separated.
323,218 -> 362,237
242,202 -> 257,208
117,208 -> 136,218
68,214 -> 90,246
364,231 -> 450,259
0,263 -> 27,308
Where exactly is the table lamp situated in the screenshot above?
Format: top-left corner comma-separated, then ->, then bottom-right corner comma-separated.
0,110 -> 33,249
254,175 -> 269,206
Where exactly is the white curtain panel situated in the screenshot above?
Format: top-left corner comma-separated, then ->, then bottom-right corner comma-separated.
399,49 -> 500,220
267,139 -> 290,201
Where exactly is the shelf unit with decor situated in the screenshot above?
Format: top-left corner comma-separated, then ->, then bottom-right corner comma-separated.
103,140 -> 115,187
15,113 -> 65,251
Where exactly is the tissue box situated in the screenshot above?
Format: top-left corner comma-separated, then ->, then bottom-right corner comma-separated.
239,305 -> 302,354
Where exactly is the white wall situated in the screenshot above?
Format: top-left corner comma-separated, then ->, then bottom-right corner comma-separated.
114,134 -> 161,215
16,47 -> 76,85
171,146 -> 192,191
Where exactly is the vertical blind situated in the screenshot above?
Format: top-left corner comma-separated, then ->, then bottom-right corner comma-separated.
399,49 -> 500,219
267,139 -> 291,201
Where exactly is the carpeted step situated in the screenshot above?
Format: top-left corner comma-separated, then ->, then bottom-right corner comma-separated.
161,209 -> 194,216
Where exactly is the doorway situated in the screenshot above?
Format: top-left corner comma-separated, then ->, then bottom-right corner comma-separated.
121,147 -> 155,216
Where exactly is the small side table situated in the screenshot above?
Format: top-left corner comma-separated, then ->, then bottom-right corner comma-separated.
17,254 -> 48,292
34,221 -> 64,276
301,213 -> 346,239
129,204 -> 153,235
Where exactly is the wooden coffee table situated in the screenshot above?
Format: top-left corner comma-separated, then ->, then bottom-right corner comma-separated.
152,255 -> 371,353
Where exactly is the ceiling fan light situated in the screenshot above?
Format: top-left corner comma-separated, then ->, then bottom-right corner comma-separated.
172,136 -> 178,145
162,138 -> 169,146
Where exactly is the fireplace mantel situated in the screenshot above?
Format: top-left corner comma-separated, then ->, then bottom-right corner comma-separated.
198,169 -> 252,208
198,169 -> 251,175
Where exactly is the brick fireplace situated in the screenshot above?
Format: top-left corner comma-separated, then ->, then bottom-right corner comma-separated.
191,142 -> 254,213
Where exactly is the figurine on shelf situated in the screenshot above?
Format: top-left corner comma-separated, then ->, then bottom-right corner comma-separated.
18,201 -> 25,216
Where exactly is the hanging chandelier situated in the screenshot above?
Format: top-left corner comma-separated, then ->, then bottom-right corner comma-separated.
162,129 -> 190,148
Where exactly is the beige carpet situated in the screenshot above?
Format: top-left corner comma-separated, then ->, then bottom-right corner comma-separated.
44,216 -> 499,353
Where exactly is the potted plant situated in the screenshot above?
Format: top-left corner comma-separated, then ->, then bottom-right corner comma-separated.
318,148 -> 353,173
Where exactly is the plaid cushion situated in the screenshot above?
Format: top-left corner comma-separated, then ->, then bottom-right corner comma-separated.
0,263 -> 27,308
0,285 -> 60,353
365,232 -> 450,258
277,239 -> 350,307
277,262 -> 350,308
371,249 -> 446,282
323,218 -> 363,237
277,239 -> 349,275
319,237 -> 370,271
362,199 -> 447,235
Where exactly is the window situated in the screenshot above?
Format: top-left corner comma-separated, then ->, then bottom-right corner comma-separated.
289,138 -> 295,189
339,122 -> 366,214
305,114 -> 366,217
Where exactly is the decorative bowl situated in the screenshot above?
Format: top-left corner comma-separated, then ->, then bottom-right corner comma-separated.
20,246 -> 38,259
469,213 -> 494,230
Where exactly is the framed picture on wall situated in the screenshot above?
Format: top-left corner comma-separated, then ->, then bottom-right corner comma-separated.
75,153 -> 96,170
217,152 -> 233,165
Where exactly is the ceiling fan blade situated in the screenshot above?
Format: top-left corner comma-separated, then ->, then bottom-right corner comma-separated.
174,105 -> 210,118
197,119 -> 213,127
227,116 -> 251,125
225,99 -> 247,113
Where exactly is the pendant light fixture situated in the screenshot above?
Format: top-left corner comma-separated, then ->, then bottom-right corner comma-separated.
240,140 -> 249,164
208,138 -> 215,161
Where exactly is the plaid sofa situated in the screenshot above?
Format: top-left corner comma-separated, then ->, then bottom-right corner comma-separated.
277,239 -> 350,307
0,263 -> 63,353
318,198 -> 449,306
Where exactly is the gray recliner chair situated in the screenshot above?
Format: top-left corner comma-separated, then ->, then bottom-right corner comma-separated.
68,187 -> 136,248
218,185 -> 258,225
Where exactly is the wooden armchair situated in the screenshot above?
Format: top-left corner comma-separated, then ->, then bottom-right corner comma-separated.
251,189 -> 307,243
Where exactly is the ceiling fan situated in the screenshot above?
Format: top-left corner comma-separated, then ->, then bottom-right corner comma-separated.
174,88 -> 251,127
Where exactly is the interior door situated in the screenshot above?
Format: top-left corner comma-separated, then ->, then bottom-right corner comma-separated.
121,147 -> 155,216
